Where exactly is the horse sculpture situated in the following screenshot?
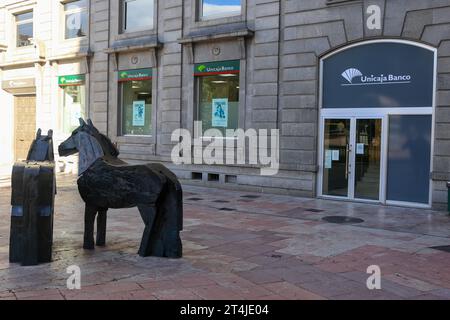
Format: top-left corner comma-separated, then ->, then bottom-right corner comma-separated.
58,119 -> 183,258
10,129 -> 56,266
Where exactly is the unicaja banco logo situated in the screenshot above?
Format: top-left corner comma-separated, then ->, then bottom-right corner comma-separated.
341,67 -> 412,86
197,65 -> 207,72
341,68 -> 363,84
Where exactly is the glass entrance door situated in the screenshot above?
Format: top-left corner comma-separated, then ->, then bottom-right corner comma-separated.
321,118 -> 383,201
322,119 -> 351,197
354,119 -> 382,200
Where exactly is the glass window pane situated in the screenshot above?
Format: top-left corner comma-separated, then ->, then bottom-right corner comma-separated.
65,11 -> 88,38
64,0 -> 87,11
197,74 -> 239,136
354,119 -> 382,200
62,85 -> 86,134
16,11 -> 33,22
121,80 -> 152,135
322,119 -> 350,197
202,0 -> 241,18
17,23 -> 33,47
123,0 -> 154,32
387,115 -> 432,204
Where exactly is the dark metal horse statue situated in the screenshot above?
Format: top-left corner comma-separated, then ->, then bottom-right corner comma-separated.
58,119 -> 183,258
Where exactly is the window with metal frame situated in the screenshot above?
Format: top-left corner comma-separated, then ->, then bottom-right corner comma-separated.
121,0 -> 154,33
194,60 -> 240,135
118,69 -> 153,136
15,11 -> 33,47
200,0 -> 242,20
63,0 -> 88,39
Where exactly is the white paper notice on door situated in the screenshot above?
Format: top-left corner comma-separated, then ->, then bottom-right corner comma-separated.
356,143 -> 365,155
332,150 -> 339,161
325,150 -> 332,169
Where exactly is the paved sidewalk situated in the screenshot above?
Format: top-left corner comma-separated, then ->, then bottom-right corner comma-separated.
1,174 -> 450,300
0,164 -> 11,189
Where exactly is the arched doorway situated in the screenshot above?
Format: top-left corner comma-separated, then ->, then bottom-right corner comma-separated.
318,40 -> 436,208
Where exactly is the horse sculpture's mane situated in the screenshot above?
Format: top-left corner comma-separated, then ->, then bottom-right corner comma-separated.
74,120 -> 125,174
74,131 -> 104,175
84,119 -> 120,158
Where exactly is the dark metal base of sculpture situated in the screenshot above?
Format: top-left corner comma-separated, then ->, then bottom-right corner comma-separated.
59,119 -> 183,258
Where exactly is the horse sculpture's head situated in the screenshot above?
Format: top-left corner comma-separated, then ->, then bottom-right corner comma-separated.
58,118 -> 120,158
27,128 -> 55,161
58,118 -> 88,157
58,118 -> 110,175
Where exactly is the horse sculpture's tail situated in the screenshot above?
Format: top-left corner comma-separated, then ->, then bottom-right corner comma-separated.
143,163 -> 183,258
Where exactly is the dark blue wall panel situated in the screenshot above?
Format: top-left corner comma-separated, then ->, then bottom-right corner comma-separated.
387,115 -> 432,204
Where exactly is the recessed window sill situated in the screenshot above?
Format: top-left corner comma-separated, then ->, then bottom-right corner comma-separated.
115,29 -> 156,41
116,135 -> 154,145
326,0 -> 362,6
60,36 -> 88,43
13,45 -> 34,51
196,13 -> 243,27
47,50 -> 93,63
106,35 -> 161,54
178,23 -> 254,44
0,57 -> 45,68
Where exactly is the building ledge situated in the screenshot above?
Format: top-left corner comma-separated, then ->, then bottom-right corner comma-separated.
326,0 -> 362,6
0,44 -> 7,52
432,171 -> 450,181
105,36 -> 161,54
48,50 -> 93,63
178,23 -> 254,44
0,58 -> 46,69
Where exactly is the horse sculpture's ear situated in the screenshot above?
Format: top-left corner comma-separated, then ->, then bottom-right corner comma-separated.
36,128 -> 42,138
79,118 -> 86,126
47,129 -> 53,138
87,119 -> 94,127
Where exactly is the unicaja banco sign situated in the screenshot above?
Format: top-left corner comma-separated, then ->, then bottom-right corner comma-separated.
341,68 -> 412,86
194,60 -> 240,76
323,42 -> 434,109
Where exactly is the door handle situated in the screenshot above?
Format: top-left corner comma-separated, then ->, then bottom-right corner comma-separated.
345,144 -> 351,179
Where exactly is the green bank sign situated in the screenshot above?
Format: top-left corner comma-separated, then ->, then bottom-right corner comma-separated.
118,68 -> 152,82
194,60 -> 240,76
58,74 -> 85,86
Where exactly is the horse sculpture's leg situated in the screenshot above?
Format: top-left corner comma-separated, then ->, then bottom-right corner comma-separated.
137,205 -> 157,257
96,209 -> 107,246
83,205 -> 97,250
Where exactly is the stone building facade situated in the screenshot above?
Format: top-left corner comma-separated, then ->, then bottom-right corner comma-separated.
0,0 -> 449,209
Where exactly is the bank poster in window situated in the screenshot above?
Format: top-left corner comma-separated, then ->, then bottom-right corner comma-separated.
133,101 -> 145,126
211,98 -> 228,127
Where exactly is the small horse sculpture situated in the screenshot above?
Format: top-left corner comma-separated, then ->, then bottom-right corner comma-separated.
58,119 -> 183,258
10,129 -> 56,266
27,128 -> 55,161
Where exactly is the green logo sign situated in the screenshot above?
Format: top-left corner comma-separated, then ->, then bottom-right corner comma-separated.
118,68 -> 152,81
194,60 -> 240,76
58,74 -> 85,86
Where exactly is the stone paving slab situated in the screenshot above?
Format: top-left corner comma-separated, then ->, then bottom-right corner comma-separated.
0,174 -> 450,300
